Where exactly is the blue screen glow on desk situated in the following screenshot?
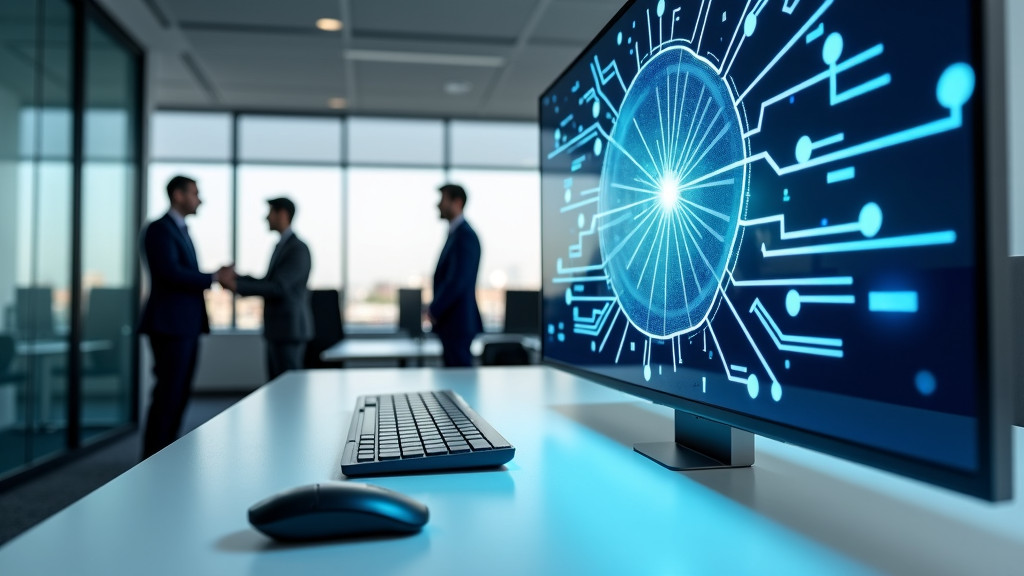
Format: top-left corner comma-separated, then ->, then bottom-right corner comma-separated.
541,0 -> 986,477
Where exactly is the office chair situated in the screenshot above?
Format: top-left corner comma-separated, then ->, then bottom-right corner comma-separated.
481,341 -> 530,366
304,289 -> 345,369
16,287 -> 56,340
82,287 -> 132,376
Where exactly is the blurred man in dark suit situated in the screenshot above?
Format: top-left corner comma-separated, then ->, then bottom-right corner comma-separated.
140,175 -> 230,459
220,197 -> 313,380
428,184 -> 483,367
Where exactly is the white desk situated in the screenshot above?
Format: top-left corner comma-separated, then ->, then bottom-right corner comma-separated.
320,336 -> 443,366
0,367 -> 1021,575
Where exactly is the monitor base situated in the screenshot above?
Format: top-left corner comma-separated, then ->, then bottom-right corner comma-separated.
634,410 -> 754,471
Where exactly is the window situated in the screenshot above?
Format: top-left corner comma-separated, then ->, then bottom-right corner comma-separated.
146,112 -> 543,333
238,115 -> 342,164
348,117 -> 444,165
235,165 -> 343,329
345,168 -> 447,327
449,120 -> 539,168
447,170 -> 541,330
146,163 -> 234,328
150,112 -> 232,161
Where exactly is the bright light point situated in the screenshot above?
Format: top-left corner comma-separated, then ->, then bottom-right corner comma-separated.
822,32 -> 843,65
786,289 -> 801,317
936,62 -> 975,109
444,81 -> 473,95
795,135 -> 813,163
659,171 -> 680,210
747,374 -> 759,399
859,202 -> 883,237
771,382 -> 782,402
316,18 -> 343,32
915,370 -> 937,396
489,269 -> 508,289
744,13 -> 757,37
327,97 -> 347,109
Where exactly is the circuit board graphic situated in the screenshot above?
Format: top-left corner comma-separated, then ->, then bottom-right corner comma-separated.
541,0 -> 980,461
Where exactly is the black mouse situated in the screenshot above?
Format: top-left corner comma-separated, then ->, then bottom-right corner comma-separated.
248,481 -> 429,542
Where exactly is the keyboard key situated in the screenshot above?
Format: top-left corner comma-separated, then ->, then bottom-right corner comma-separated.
469,439 -> 492,451
425,445 -> 448,456
448,443 -> 471,454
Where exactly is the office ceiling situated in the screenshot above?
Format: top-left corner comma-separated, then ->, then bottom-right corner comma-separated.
95,0 -> 627,120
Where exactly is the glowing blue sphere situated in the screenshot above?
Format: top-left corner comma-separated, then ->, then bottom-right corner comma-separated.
598,47 -> 747,337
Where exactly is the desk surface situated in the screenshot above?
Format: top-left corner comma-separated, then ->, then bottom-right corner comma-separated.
0,367 -> 1021,575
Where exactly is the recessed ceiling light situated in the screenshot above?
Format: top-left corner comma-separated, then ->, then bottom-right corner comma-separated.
345,49 -> 505,68
444,81 -> 473,95
316,18 -> 343,32
327,97 -> 347,109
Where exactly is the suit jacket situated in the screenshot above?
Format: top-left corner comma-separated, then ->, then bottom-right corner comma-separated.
139,213 -> 211,337
429,220 -> 483,342
236,232 -> 314,343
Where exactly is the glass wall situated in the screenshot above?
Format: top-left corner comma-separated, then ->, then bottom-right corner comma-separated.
79,15 -> 140,442
149,114 -> 541,333
0,0 -> 142,482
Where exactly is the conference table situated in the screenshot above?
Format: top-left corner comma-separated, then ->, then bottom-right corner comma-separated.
320,333 -> 540,367
0,366 -> 1021,575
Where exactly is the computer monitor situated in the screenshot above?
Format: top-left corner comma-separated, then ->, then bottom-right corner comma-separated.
503,290 -> 541,335
398,288 -> 424,338
540,0 -> 1012,500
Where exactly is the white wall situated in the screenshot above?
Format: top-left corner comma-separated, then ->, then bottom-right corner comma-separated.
138,333 -> 267,417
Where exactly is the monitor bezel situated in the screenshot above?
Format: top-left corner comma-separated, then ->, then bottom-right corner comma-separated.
538,0 -> 1012,500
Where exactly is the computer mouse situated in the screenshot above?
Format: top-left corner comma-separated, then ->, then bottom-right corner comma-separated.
248,481 -> 429,542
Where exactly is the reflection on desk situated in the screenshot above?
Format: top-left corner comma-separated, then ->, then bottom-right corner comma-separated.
0,367 -> 1020,576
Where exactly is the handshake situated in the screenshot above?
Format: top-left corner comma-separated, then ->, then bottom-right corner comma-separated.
216,265 -> 238,292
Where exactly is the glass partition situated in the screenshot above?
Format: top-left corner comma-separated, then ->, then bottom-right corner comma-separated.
0,0 -> 142,483
79,14 -> 140,442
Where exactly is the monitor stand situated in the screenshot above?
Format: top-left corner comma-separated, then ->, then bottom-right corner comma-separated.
634,410 -> 754,470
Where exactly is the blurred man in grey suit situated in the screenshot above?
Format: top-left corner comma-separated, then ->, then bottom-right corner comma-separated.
220,197 -> 314,380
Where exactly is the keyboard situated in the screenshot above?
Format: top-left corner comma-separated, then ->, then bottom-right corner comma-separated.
341,390 -> 515,476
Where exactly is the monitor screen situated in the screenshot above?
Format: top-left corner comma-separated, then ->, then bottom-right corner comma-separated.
540,0 -> 1011,499
398,288 -> 423,338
